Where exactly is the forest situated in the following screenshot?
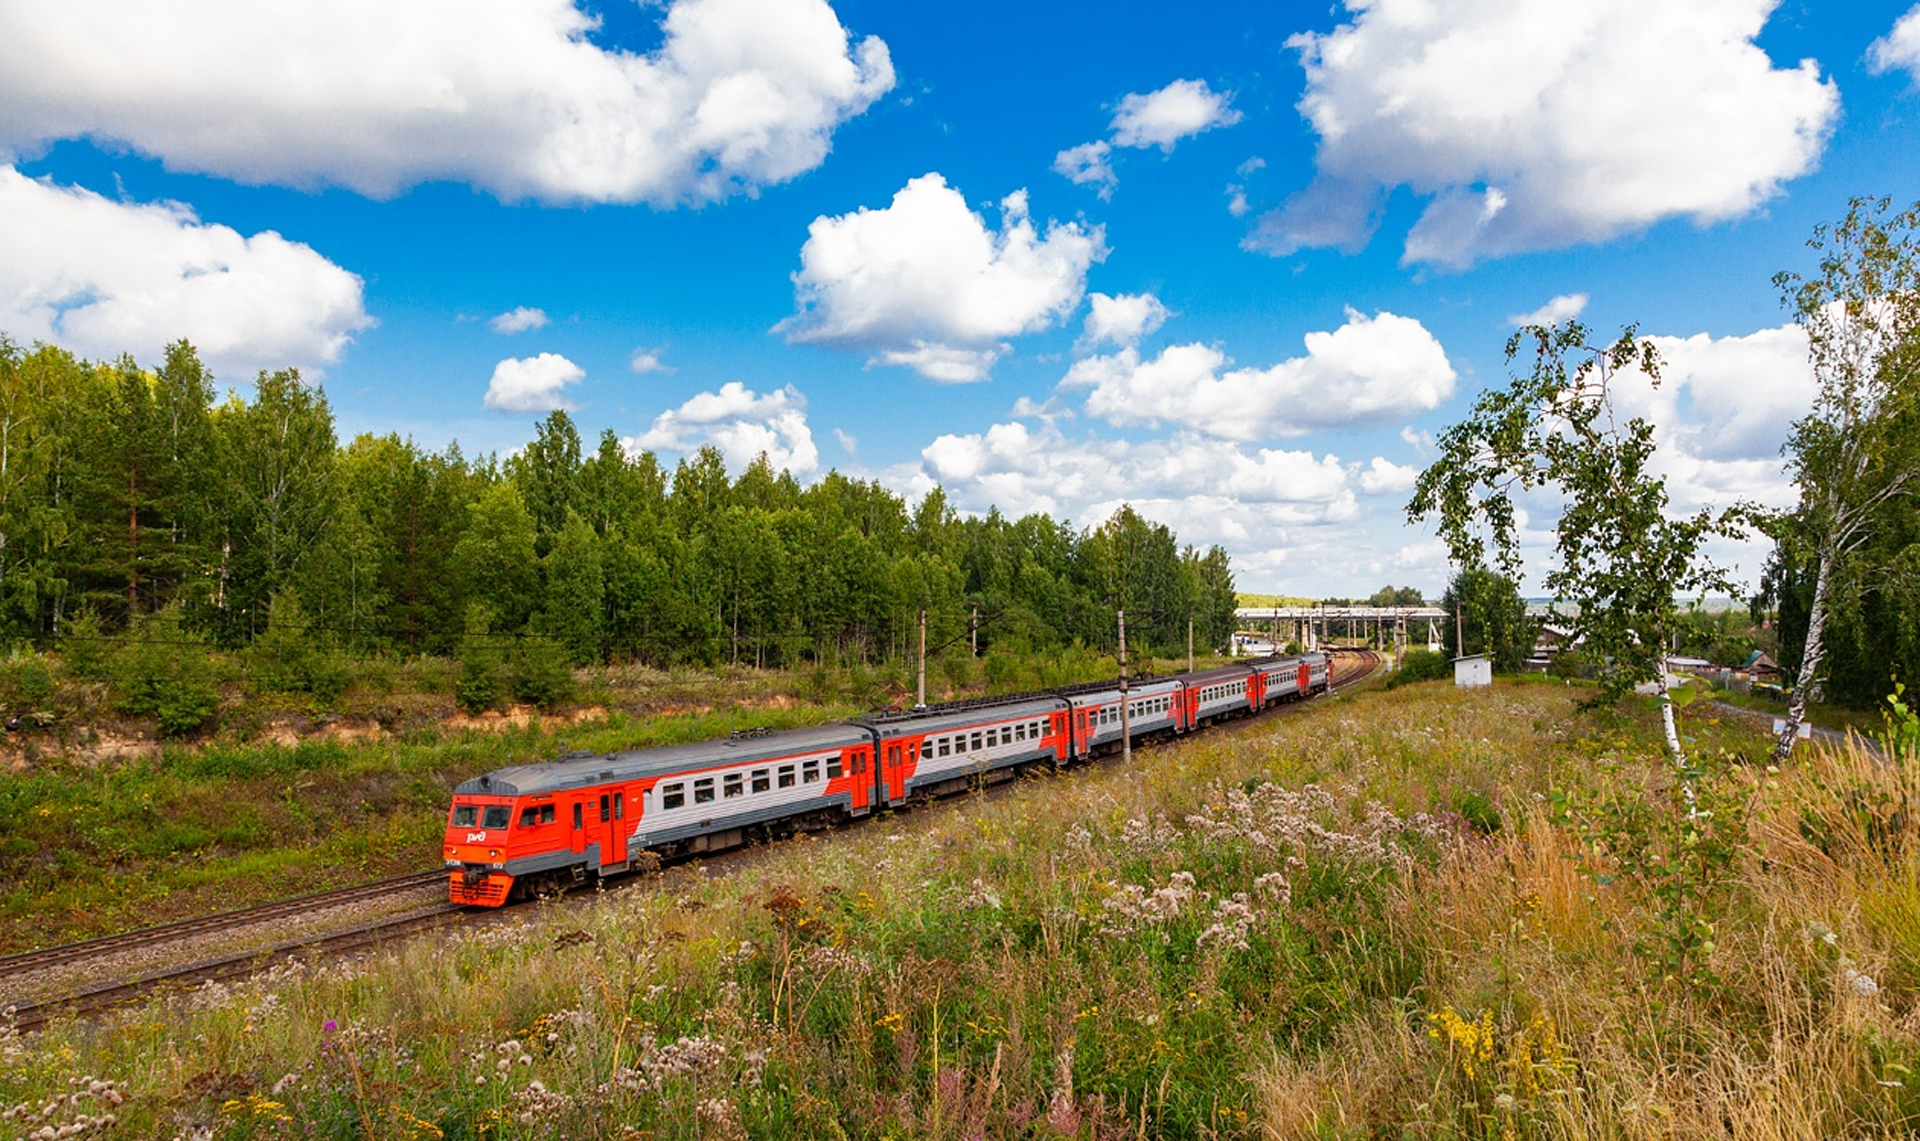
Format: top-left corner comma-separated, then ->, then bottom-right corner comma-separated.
0,337 -> 1239,676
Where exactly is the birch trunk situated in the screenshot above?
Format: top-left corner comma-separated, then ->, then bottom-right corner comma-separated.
1657,652 -> 1684,760
1775,546 -> 1834,761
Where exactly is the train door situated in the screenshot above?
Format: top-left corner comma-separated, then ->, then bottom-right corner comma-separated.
592,792 -> 612,867
1297,662 -> 1310,696
1249,671 -> 1266,711
880,741 -> 904,808
605,790 -> 627,866
570,798 -> 585,855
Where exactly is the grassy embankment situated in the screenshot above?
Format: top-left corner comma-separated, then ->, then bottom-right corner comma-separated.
0,649 -> 1180,950
10,674 -> 1920,1138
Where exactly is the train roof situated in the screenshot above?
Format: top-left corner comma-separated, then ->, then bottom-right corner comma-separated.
855,694 -> 1069,737
453,722 -> 872,796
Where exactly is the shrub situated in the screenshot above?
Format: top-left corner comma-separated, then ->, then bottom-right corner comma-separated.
1389,648 -> 1450,688
112,603 -> 221,736
455,605 -> 504,714
61,606 -> 109,680
510,629 -> 576,710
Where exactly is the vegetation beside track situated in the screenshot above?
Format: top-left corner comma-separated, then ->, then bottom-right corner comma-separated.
0,648 -> 1220,951
13,676 -> 1920,1138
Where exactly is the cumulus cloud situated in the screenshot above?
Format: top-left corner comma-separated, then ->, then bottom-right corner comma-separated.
490,306 -> 549,334
778,173 -> 1105,381
0,167 -> 370,377
1061,309 -> 1456,441
920,420 -> 1357,541
629,347 -> 674,374
1257,0 -> 1839,266
629,380 -> 818,475
1058,78 -> 1241,194
0,0 -> 893,205
1870,5 -> 1920,78
1110,79 -> 1243,151
1078,292 -> 1170,351
484,352 -> 585,412
1509,293 -> 1589,327
1052,141 -> 1116,197
1357,456 -> 1418,495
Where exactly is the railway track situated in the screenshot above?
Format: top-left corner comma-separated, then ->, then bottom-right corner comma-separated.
11,658 -> 1381,1031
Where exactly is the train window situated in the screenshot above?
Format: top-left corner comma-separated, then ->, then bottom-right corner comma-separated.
613,793 -> 623,820
519,807 -> 538,827
723,774 -> 744,798
827,755 -> 842,779
936,737 -> 949,758
803,760 -> 821,783
1013,723 -> 1024,741
971,731 -> 983,751
663,784 -> 685,810
573,803 -> 582,829
752,769 -> 770,794
778,765 -> 796,788
484,806 -> 511,829
985,728 -> 997,748
694,778 -> 715,804
452,805 -> 478,827
599,796 -> 610,823
541,804 -> 556,824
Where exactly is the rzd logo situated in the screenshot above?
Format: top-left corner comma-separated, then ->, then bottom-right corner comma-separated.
466,831 -> 487,843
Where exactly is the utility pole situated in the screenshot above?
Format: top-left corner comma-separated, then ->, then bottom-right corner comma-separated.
1187,612 -> 1195,672
916,606 -> 927,709
1455,600 -> 1464,659
1118,606 -> 1132,766
970,605 -> 978,657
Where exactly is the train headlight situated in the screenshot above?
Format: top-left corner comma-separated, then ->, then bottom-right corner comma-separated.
489,849 -> 500,859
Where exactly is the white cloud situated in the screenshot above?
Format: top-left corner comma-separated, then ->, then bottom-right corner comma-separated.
832,427 -> 858,457
490,306 -> 549,334
921,421 -> 1357,535
1052,141 -> 1116,197
870,342 -> 1009,384
1259,0 -> 1839,266
629,380 -> 818,475
1061,309 -> 1456,440
1110,79 -> 1243,151
1357,456 -> 1418,495
1508,293 -> 1589,327
778,173 -> 1105,380
1078,292 -> 1170,351
0,0 -> 893,205
484,352 -> 584,412
0,166 -> 370,376
629,347 -> 674,374
1870,5 -> 1920,78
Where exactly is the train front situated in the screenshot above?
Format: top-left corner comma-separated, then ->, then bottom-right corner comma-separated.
445,774 -> 520,906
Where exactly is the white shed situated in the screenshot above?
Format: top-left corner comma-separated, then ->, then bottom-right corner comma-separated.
1453,653 -> 1492,689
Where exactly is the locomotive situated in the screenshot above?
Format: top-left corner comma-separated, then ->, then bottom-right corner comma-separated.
443,652 -> 1331,906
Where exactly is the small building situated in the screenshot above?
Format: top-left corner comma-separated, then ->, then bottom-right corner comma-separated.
1454,653 -> 1492,689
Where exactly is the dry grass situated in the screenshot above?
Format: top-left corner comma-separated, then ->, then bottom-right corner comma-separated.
9,681 -> 1920,1139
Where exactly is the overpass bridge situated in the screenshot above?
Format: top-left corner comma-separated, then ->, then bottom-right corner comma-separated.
1234,605 -> 1448,653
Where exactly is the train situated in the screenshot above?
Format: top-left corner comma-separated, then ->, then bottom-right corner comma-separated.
443,651 -> 1333,906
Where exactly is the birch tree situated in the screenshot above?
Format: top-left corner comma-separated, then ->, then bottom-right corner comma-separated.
1409,322 -> 1743,759
1769,197 -> 1920,759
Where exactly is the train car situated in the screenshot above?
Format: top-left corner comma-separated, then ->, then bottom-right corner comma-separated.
1063,677 -> 1185,759
1248,651 -> 1330,709
445,724 -> 874,905
854,695 -> 1070,804
1180,662 -> 1257,727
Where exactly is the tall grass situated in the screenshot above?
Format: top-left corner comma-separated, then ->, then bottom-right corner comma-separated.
10,681 -> 1920,1138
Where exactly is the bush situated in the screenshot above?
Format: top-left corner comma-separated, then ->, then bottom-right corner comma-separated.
248,590 -> 353,703
112,604 -> 221,736
455,605 -> 504,714
61,606 -> 109,680
1389,648 -> 1450,688
510,630 -> 576,710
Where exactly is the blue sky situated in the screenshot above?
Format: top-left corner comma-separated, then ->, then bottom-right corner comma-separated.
3,0 -> 1919,597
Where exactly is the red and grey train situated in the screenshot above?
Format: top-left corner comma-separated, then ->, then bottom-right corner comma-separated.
444,652 -> 1331,906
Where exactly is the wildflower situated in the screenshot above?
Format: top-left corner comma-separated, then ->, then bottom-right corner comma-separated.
1845,968 -> 1881,998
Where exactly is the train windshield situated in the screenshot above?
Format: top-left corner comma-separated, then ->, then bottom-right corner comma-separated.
482,806 -> 511,829
452,805 -> 478,827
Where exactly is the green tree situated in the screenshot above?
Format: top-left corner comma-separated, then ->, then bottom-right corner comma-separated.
1439,568 -> 1533,673
111,602 -> 220,735
454,481 -> 540,634
1409,322 -> 1744,757
539,511 -> 606,666
213,368 -> 338,638
1766,197 -> 1920,758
